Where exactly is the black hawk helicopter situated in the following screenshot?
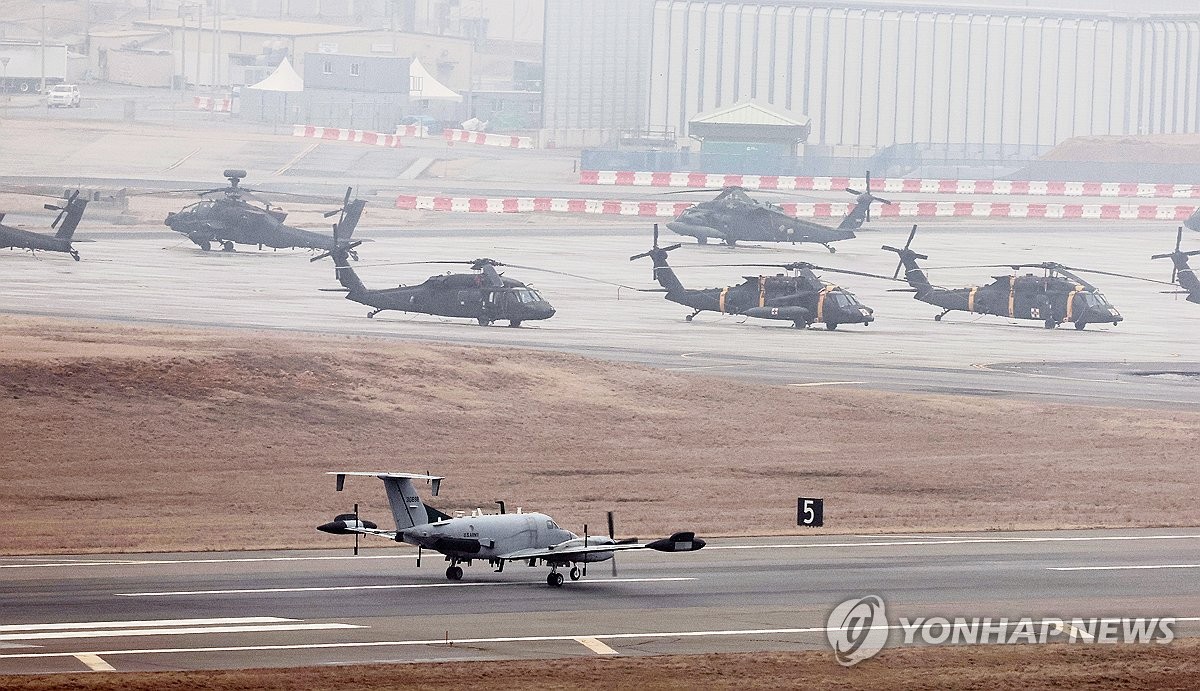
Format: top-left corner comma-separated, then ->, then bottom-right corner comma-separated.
1,190 -> 90,260
1152,227 -> 1200,304
313,234 -> 555,327
162,170 -> 366,255
663,172 -> 891,251
630,224 -> 883,330
882,225 -> 1144,330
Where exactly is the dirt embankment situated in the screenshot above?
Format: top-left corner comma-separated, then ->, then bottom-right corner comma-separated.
2,641 -> 1198,690
2,319 -> 1200,556
1,316 -> 1198,555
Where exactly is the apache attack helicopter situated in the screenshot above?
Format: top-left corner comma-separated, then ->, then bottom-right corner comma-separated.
882,225 -> 1150,330
630,224 -> 884,330
663,172 -> 891,250
318,471 -> 705,587
1152,227 -> 1200,304
0,190 -> 90,260
313,233 -> 556,327
162,170 -> 366,255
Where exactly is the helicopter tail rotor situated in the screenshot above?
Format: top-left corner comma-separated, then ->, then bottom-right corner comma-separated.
1151,226 -> 1200,284
43,189 -> 81,230
844,171 -> 892,223
881,224 -> 928,279
629,223 -> 683,261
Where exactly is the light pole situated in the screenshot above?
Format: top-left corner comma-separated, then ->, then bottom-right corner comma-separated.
1,56 -> 9,116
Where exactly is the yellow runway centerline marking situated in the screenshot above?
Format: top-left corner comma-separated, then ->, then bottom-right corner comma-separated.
575,637 -> 619,655
73,653 -> 115,672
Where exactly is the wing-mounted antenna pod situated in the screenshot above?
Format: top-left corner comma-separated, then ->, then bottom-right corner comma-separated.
881,224 -> 928,278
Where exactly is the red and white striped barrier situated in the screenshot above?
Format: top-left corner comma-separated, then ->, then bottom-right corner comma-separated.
397,193 -> 1196,220
292,124 -> 404,148
395,124 -> 427,138
193,95 -> 231,112
580,170 -> 1200,199
443,128 -> 533,149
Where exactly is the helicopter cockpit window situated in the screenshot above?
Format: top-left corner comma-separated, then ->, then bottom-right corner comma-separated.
1080,292 -> 1110,306
546,520 -> 559,530
513,289 -> 541,303
830,292 -> 857,307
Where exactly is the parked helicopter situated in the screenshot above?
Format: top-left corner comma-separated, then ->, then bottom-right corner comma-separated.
630,224 -> 884,330
882,225 -> 1151,329
1152,227 -> 1200,304
313,236 -> 556,326
318,471 -> 706,587
663,172 -> 891,250
162,170 -> 366,255
0,190 -> 90,260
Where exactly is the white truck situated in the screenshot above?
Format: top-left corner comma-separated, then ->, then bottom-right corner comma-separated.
0,40 -> 68,93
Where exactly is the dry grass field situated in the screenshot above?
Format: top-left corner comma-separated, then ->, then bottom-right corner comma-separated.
2,641 -> 1198,690
0,315 -> 1198,555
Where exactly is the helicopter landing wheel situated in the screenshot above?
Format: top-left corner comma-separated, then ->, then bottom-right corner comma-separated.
477,318 -> 492,326
1074,321 -> 1087,331
824,244 -> 837,254
793,321 -> 805,329
70,250 -> 80,261
367,309 -> 382,319
569,567 -> 581,581
221,241 -> 235,252
547,571 -> 564,587
685,314 -> 694,322
508,320 -> 522,328
446,565 -> 463,581
934,314 -> 943,321
696,236 -> 708,245
825,322 -> 838,330
197,240 -> 211,252
1044,319 -> 1056,329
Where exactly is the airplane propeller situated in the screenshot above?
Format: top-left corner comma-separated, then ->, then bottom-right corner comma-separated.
845,171 -> 893,222
42,190 -> 80,229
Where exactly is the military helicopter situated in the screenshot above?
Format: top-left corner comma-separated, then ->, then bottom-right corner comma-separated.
1152,227 -> 1200,304
162,170 -> 366,255
663,171 -> 891,250
0,190 -> 90,260
630,224 -> 884,330
318,471 -> 705,588
313,234 -> 555,327
883,225 -> 1148,329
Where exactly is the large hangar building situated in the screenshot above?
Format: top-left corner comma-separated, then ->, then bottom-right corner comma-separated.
543,0 -> 1200,157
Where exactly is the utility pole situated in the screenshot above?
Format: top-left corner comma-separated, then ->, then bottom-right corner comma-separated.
39,3 -> 45,94
195,3 -> 203,90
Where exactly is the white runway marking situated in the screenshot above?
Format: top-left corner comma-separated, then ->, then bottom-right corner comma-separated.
788,381 -> 867,387
0,623 -> 361,642
116,577 -> 697,597
3,618 -> 1196,661
73,653 -> 115,672
703,533 -> 1200,551
0,617 -> 292,632
272,142 -> 319,176
575,637 -> 619,655
1049,563 -> 1200,571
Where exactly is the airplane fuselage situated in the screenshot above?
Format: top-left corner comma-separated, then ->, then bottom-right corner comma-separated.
399,512 -> 616,564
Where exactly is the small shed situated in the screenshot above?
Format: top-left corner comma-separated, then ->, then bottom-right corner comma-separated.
689,100 -> 811,156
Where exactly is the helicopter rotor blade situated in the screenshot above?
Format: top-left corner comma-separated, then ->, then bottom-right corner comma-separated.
1053,264 -> 1177,285
608,511 -> 617,577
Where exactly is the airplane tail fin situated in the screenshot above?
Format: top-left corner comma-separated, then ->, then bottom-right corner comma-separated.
330,472 -> 445,532
46,190 -> 89,241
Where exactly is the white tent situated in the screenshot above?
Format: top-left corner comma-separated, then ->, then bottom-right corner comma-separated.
248,57 -> 304,92
409,58 -> 461,102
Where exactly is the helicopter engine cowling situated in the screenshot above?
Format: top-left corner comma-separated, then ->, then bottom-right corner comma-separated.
317,514 -> 379,534
744,306 -> 811,321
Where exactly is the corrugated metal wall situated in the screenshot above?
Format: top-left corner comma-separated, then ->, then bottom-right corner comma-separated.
645,1 -> 1200,149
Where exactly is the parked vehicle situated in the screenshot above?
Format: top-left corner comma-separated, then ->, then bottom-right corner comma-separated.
46,83 -> 80,107
0,40 -> 68,93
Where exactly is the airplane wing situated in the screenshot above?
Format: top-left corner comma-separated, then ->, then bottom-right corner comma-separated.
497,532 -> 705,562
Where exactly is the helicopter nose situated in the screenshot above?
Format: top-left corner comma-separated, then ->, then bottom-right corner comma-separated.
531,303 -> 556,320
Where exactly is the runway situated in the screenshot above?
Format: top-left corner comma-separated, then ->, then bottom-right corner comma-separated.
1,222 -> 1197,408
1,528 -> 1198,673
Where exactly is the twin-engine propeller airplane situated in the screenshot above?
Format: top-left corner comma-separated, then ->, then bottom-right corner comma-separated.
631,224 -> 883,329
663,171 -> 890,250
1152,227 -> 1200,304
318,472 -> 706,587
883,225 -> 1155,330
1,190 -> 90,260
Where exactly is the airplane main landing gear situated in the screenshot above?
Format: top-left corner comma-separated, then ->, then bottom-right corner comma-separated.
446,564 -> 464,581
547,570 -> 564,587
569,566 -> 581,581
